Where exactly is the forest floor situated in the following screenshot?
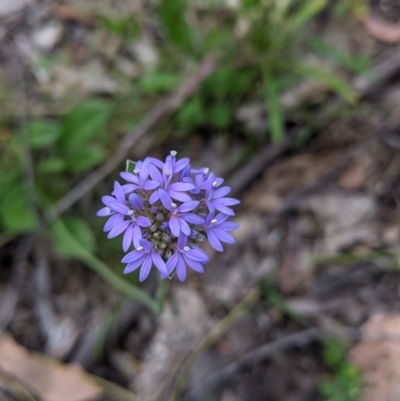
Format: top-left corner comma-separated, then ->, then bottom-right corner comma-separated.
2,1 -> 400,401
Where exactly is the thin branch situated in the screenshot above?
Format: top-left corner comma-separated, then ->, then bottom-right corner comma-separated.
45,55 -> 217,223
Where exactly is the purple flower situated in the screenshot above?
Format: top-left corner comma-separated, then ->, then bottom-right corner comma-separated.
205,173 -> 240,216
122,239 -> 167,281
159,190 -> 204,237
98,151 -> 240,282
164,234 -> 209,282
120,159 -> 160,191
205,211 -> 238,252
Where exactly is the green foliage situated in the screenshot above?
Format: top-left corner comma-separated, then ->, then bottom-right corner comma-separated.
125,159 -> 136,173
66,146 -> 106,172
159,0 -> 191,50
0,185 -> 38,233
60,101 -> 111,149
320,338 -> 362,401
140,72 -> 180,95
50,219 -> 159,314
27,120 -> 61,149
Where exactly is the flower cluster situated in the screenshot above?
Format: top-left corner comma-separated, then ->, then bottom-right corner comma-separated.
97,151 -> 240,282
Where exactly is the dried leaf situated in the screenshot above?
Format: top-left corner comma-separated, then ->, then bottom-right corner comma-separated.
0,334 -> 103,401
362,15 -> 400,44
350,313 -> 400,401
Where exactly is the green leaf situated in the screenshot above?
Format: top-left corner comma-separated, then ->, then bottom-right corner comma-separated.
64,217 -> 96,253
209,104 -> 232,129
289,0 -> 328,31
1,185 -> 38,233
66,146 -> 106,172
60,101 -> 111,149
37,158 -> 66,174
139,72 -> 179,94
27,120 -> 61,149
177,96 -> 205,128
295,64 -> 358,104
159,0 -> 191,49
126,159 -> 136,173
263,67 -> 285,143
50,219 -> 159,314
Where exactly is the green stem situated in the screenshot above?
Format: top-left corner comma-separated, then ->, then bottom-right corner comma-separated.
155,276 -> 169,314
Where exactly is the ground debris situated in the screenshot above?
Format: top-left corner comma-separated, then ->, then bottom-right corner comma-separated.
133,287 -> 214,401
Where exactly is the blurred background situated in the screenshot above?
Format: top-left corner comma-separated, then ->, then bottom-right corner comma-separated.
2,0 -> 400,400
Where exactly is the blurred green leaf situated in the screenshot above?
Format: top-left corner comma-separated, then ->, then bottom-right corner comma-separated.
263,67 -> 285,143
295,64 -> 358,104
159,0 -> 190,49
209,104 -> 231,129
27,120 -> 61,149
1,185 -> 38,233
60,101 -> 111,149
126,159 -> 136,173
66,146 -> 106,172
310,39 -> 369,73
139,72 -> 179,94
177,96 -> 206,128
50,219 -> 159,314
289,0 -> 328,31
64,217 -> 96,253
37,158 -> 66,174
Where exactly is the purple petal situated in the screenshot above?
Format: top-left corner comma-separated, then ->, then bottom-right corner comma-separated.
110,202 -> 130,215
185,248 -> 209,263
168,190 -> 192,202
177,233 -> 188,249
163,161 -> 173,186
104,214 -> 123,232
169,182 -> 195,192
139,159 -> 149,181
183,254 -> 205,273
121,184 -> 139,193
136,216 -> 151,227
217,222 -> 239,231
149,190 -> 160,204
207,230 -> 223,252
205,211 -> 215,226
132,224 -> 142,248
213,229 -> 235,244
182,213 -> 205,224
213,186 -> 231,199
129,193 -> 144,210
122,249 -> 145,263
212,202 -> 235,216
108,221 -> 130,238
176,254 -> 187,282
102,195 -> 116,206
123,224 -> 134,252
173,158 -> 190,173
113,181 -> 126,204
166,252 -> 179,275
169,216 -> 180,237
148,157 -> 164,169
139,255 -> 152,282
139,238 -> 152,251
159,190 -> 174,212
205,172 -> 215,197
143,180 -> 160,191
120,172 -> 139,184
97,207 -> 112,217
179,217 -> 191,236
124,257 -> 145,274
148,163 -> 164,185
152,252 -> 167,274
178,200 -> 199,213
216,197 -> 241,206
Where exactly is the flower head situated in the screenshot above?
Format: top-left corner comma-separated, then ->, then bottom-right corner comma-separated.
97,151 -> 240,281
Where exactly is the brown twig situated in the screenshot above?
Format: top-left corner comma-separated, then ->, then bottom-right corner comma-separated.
45,55 -> 217,223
